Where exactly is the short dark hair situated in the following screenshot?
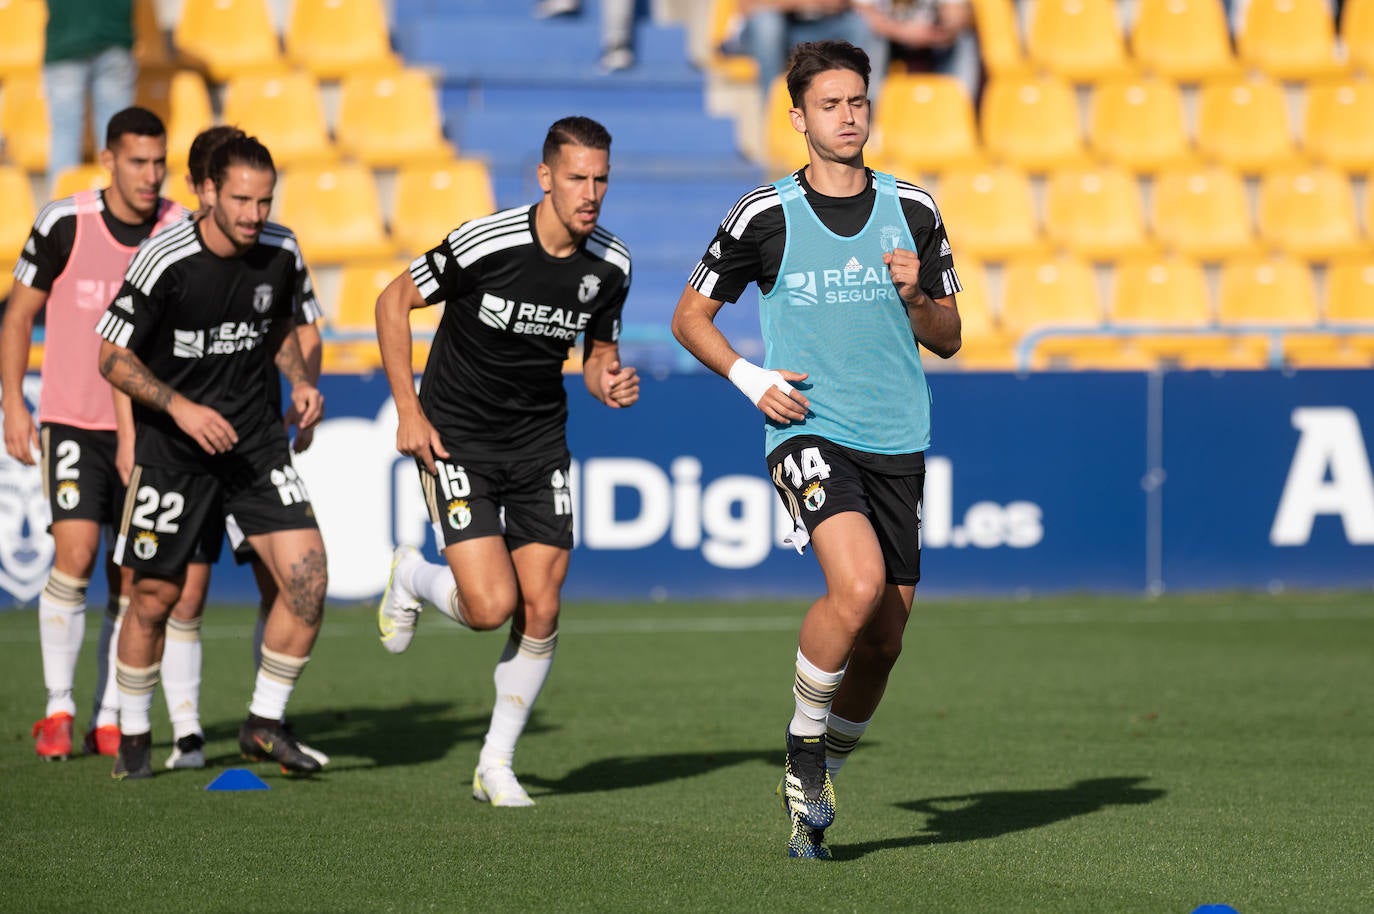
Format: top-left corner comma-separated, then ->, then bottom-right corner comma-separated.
541,116 -> 612,165
208,134 -> 275,191
188,125 -> 246,185
105,107 -> 166,149
785,40 -> 871,107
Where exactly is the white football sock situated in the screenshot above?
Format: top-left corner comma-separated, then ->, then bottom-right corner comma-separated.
825,713 -> 871,776
789,649 -> 845,738
116,660 -> 159,736
161,615 -> 203,739
479,629 -> 557,768
91,596 -> 125,728
248,646 -> 309,721
408,559 -> 471,627
38,569 -> 88,718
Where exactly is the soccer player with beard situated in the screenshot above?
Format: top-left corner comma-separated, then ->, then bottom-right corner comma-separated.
375,116 -> 639,807
97,135 -> 328,779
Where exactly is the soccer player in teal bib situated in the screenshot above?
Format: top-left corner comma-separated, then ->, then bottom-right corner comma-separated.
672,40 -> 963,858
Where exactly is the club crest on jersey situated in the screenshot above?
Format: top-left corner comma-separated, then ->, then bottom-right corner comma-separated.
802,482 -> 826,512
132,531 -> 159,560
880,225 -> 903,254
55,481 -> 80,511
252,283 -> 273,314
447,499 -> 472,530
578,273 -> 601,304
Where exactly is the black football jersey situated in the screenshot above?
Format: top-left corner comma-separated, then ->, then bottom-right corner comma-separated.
96,218 -> 303,469
409,204 -> 630,461
689,168 -> 959,304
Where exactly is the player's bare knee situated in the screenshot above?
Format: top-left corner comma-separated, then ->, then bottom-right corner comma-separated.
832,573 -> 885,617
460,591 -> 519,630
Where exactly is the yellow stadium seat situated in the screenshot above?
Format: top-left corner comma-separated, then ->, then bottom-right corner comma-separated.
1195,76 -> 1299,175
1301,78 -> 1374,173
277,164 -> 396,263
1042,165 -> 1154,261
132,0 -> 172,69
1161,333 -> 1273,369
1238,0 -> 1345,80
1087,75 -> 1195,174
390,159 -> 495,256
327,258 -> 441,373
0,163 -> 35,267
869,74 -> 980,176
1129,0 -> 1238,81
222,72 -> 337,168
0,0 -> 45,77
765,75 -> 808,174
1325,259 -> 1374,324
1151,165 -> 1257,261
1281,333 -> 1374,367
285,0 -> 400,79
999,254 -> 1111,369
162,71 -> 213,178
999,254 -> 1103,336
949,260 -> 1018,369
173,0 -> 285,82
980,74 -> 1090,172
1108,255 -> 1212,327
706,0 -> 758,84
1256,165 -> 1368,262
936,163 -> 1049,261
0,74 -> 49,172
1025,0 -> 1132,82
134,68 -> 174,126
333,259 -> 410,330
336,69 -> 454,168
1344,0 -> 1374,74
970,0 -> 1031,78
50,163 -> 108,199
1217,256 -> 1320,326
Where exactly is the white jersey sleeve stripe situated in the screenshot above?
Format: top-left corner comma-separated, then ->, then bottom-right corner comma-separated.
34,197 -> 79,237
453,231 -> 535,270
897,182 -> 941,227
725,191 -> 782,240
96,311 -> 134,348
410,254 -> 440,299
14,259 -> 37,287
690,262 -> 721,299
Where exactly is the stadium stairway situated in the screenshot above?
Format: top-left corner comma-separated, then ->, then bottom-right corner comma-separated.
392,0 -> 764,371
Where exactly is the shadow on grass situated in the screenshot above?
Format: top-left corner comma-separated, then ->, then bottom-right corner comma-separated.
523,748 -> 778,795
203,701 -> 522,769
836,776 -> 1165,859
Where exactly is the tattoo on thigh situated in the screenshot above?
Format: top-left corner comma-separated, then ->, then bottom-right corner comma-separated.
285,547 -> 327,625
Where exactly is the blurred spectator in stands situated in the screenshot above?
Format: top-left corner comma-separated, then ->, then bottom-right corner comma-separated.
534,0 -> 641,73
854,0 -> 980,100
44,0 -> 137,181
721,1 -> 889,97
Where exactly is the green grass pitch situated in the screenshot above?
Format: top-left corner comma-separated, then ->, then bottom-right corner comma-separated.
1,592 -> 1372,913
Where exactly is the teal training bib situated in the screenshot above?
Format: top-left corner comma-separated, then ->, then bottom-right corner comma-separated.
761,171 -> 932,456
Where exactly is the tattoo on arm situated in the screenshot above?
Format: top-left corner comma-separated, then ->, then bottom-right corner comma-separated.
100,348 -> 175,412
274,331 -> 309,388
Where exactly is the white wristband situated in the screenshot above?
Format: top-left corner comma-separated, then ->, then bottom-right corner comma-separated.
727,357 -> 795,406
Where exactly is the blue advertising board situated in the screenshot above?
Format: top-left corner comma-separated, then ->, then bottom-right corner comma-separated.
0,369 -> 1369,606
